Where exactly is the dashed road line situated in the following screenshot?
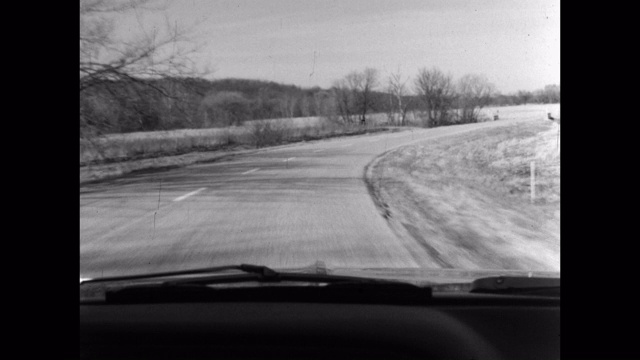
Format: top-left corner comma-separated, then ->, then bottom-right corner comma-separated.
241,168 -> 260,175
283,157 -> 296,162
313,149 -> 324,153
173,187 -> 207,202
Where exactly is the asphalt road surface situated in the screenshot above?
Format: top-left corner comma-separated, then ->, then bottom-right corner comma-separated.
80,118 -> 534,278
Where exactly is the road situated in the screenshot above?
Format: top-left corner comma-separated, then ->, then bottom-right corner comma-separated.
80,117 -> 535,278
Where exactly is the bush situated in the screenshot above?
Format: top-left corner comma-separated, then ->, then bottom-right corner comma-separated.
250,121 -> 290,148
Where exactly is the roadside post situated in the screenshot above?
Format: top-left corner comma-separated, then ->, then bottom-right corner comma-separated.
556,122 -> 560,153
532,125 -> 538,204
530,161 -> 535,203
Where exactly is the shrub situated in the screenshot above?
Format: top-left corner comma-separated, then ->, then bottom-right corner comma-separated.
250,121 -> 290,148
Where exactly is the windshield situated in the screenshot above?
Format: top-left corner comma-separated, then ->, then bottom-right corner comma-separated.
80,0 -> 560,285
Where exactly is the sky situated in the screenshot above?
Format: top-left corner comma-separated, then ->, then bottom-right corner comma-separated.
113,0 -> 560,94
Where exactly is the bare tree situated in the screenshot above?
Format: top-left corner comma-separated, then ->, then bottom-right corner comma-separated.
331,68 -> 379,125
356,68 -> 379,125
539,84 -> 560,103
314,90 -> 339,123
80,0 -> 208,135
387,69 -> 412,126
414,67 -> 455,127
278,94 -> 297,119
200,91 -> 251,128
299,95 -> 312,117
516,90 -> 533,105
331,78 -> 358,124
456,74 -> 496,123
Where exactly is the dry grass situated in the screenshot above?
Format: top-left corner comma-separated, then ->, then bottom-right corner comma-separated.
400,103 -> 561,126
481,103 -> 560,123
80,105 -> 559,164
368,117 -> 560,271
80,114 -> 394,184
80,113 -> 395,166
80,127 -> 249,165
79,143 -> 270,185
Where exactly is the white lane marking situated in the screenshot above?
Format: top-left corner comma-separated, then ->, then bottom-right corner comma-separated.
283,157 -> 296,162
173,187 -> 207,202
241,168 -> 260,175
313,149 -> 324,153
340,143 -> 353,147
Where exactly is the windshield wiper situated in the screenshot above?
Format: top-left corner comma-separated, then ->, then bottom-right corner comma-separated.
81,264 -> 433,304
81,263 -> 403,286
80,264 -> 279,284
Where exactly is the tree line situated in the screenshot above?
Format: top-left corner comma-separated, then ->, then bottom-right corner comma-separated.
80,69 -> 559,135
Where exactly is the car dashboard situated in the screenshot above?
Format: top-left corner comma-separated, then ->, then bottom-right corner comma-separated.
80,290 -> 559,360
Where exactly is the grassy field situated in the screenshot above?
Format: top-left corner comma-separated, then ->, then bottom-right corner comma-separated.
80,113 -> 392,166
80,105 -> 558,165
80,115 -> 393,184
367,116 -> 560,271
397,103 -> 560,126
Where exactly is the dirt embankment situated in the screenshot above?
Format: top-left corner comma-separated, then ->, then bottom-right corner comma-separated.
366,120 -> 560,271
